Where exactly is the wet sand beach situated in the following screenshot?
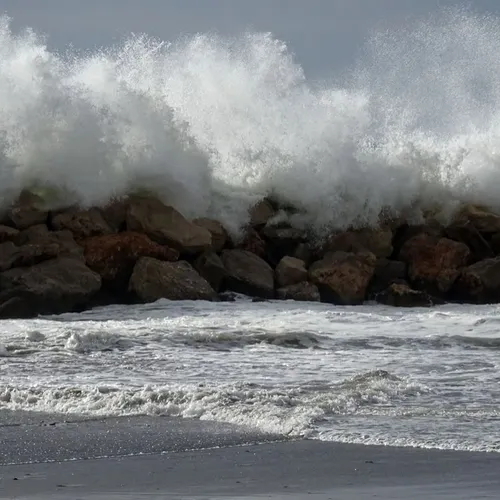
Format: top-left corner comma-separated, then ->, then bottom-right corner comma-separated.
1,412 -> 499,499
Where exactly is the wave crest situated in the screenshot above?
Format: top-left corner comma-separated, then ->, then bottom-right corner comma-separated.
1,8 -> 500,234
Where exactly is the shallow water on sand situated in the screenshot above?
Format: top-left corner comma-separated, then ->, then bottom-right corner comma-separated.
0,298 -> 499,453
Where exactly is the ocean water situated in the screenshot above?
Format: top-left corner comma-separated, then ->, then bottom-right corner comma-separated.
0,298 -> 499,453
1,6 -> 500,454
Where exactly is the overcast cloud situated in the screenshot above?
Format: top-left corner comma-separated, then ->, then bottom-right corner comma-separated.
0,0 -> 499,75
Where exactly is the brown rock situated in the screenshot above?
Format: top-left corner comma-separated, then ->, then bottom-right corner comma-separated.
83,232 -> 179,289
129,257 -> 217,302
0,257 -> 101,318
376,283 -> 439,307
192,218 -> 228,252
194,251 -> 227,292
453,257 -> 500,303
392,223 -> 444,257
275,256 -> 308,288
0,225 -> 19,243
7,191 -> 48,230
454,205 -> 500,233
309,251 -> 376,305
368,258 -> 407,296
126,196 -> 212,254
276,282 -> 320,302
399,233 -> 470,294
445,222 -> 493,262
237,228 -> 267,258
52,208 -> 113,240
324,227 -> 393,258
221,249 -> 274,299
249,199 -> 276,227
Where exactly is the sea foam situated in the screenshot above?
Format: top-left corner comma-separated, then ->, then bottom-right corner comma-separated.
0,7 -> 500,234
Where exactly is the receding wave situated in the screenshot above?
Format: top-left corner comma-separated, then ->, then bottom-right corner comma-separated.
0,370 -> 425,436
336,335 -> 500,351
1,7 -> 500,234
167,329 -> 323,349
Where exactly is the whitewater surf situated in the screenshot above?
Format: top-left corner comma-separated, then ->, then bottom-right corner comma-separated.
1,7 -> 500,235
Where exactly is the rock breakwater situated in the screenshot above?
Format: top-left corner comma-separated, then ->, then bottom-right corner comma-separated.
1,192 -> 500,318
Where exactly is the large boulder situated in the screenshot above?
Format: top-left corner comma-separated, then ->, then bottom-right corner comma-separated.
490,233 -> 500,255
236,228 -> 266,258
368,258 -> 407,296
83,232 -> 179,290
126,196 -> 211,254
51,208 -> 113,240
0,257 -> 101,318
262,225 -> 306,266
192,218 -> 228,252
391,223 -> 444,257
376,283 -> 440,308
0,225 -> 19,243
399,233 -> 470,294
13,225 -> 83,259
13,224 -> 50,245
221,249 -> 274,299
99,197 -> 130,232
0,241 -> 60,272
453,257 -> 500,303
249,199 -> 276,227
129,257 -> 217,302
6,191 -> 48,230
324,227 -> 393,258
194,251 -> 227,292
445,222 -> 493,262
276,282 -> 320,302
293,243 -> 312,266
453,205 -> 500,233
309,251 -> 376,305
275,256 -> 308,288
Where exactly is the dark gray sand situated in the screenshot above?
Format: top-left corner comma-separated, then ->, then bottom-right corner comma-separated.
1,411 -> 499,499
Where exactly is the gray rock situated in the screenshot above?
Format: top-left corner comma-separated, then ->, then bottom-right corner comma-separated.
0,257 -> 101,318
129,257 -> 217,302
192,218 -> 228,252
275,256 -> 308,288
52,208 -> 113,240
0,241 -> 60,272
276,282 -> 320,302
376,283 -> 441,307
249,199 -> 276,227
221,249 -> 274,299
7,191 -> 48,230
194,251 -> 227,292
126,196 -> 212,254
453,257 -> 500,303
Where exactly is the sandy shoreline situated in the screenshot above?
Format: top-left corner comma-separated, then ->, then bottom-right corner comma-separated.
1,412 -> 499,499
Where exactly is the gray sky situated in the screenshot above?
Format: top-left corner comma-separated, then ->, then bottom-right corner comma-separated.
0,0 -> 499,76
